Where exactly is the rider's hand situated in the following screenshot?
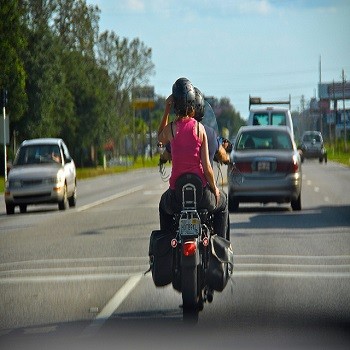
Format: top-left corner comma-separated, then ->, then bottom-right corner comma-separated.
165,95 -> 173,108
214,186 -> 220,207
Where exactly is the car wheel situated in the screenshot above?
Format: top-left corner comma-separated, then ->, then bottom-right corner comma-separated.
325,155 -> 328,163
291,194 -> 301,211
228,195 -> 239,212
6,204 -> 15,215
19,205 -> 27,213
68,185 -> 77,207
58,184 -> 68,210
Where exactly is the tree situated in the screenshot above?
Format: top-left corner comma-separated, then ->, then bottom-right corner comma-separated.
62,51 -> 117,165
52,0 -> 100,57
97,30 -> 155,155
208,97 -> 246,138
17,0 -> 74,139
0,0 -> 27,123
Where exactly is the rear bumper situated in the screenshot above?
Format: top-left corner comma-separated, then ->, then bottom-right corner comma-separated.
228,173 -> 301,203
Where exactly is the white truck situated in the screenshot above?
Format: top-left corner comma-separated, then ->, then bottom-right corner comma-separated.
247,95 -> 294,140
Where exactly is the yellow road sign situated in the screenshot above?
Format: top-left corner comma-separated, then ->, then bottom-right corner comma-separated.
132,99 -> 155,110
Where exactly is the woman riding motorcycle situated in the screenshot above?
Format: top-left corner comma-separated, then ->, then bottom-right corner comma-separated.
158,78 -> 227,238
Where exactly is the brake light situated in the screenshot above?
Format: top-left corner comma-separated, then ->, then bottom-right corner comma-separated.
183,241 -> 197,256
235,162 -> 252,173
291,159 -> 299,173
276,159 -> 299,173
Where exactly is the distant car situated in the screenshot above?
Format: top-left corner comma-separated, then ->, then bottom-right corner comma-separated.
299,131 -> 327,163
227,126 -> 302,212
4,138 -> 77,215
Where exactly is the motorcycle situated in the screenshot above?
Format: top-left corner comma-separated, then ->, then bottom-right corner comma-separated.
149,101 -> 234,321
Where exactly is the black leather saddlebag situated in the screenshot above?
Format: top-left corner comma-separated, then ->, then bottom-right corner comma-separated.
206,235 -> 234,292
148,230 -> 174,287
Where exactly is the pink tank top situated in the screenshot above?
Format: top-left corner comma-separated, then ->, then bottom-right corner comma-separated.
169,118 -> 207,189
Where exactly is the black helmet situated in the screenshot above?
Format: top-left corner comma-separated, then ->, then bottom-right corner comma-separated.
172,77 -> 196,116
194,87 -> 205,122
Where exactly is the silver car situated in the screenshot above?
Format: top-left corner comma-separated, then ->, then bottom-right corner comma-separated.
227,126 -> 302,211
299,131 -> 327,163
4,138 -> 77,214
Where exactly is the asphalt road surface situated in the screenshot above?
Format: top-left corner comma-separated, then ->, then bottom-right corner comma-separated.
0,161 -> 349,349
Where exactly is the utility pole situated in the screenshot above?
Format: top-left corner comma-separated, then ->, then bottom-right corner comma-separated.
319,56 -> 323,135
342,69 -> 347,151
2,89 -> 8,182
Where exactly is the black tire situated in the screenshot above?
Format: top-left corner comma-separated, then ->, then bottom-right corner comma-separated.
68,185 -> 77,207
291,194 -> 301,211
58,184 -> 68,210
183,307 -> 199,323
181,266 -> 198,309
6,204 -> 15,215
19,205 -> 27,213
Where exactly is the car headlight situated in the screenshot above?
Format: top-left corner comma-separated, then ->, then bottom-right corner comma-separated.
56,169 -> 65,184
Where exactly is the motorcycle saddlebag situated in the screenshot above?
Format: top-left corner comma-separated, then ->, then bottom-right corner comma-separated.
148,230 -> 174,287
206,235 -> 234,292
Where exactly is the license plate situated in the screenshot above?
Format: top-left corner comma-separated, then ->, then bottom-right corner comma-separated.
180,218 -> 200,236
257,161 -> 270,171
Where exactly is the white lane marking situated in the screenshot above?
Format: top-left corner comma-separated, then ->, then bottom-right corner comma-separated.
80,274 -> 142,337
0,265 -> 149,277
232,271 -> 350,278
77,185 -> 144,212
235,254 -> 350,260
0,256 -> 147,268
143,190 -> 164,195
0,274 -> 139,284
235,263 -> 350,269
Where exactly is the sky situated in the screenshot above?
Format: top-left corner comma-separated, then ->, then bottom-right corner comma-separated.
86,0 -> 350,119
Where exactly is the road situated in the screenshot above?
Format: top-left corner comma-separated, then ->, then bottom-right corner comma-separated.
0,161 -> 349,349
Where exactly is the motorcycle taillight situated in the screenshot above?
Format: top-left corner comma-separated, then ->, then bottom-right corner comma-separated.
183,241 -> 197,256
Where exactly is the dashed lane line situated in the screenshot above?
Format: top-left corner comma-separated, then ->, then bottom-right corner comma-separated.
80,274 -> 142,337
77,185 -> 144,212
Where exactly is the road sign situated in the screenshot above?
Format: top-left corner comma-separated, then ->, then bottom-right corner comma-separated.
132,99 -> 155,110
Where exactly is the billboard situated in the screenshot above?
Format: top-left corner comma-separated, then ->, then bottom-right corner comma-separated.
319,82 -> 350,100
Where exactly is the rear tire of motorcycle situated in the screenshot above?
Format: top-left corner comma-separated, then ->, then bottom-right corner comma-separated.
182,266 -> 199,323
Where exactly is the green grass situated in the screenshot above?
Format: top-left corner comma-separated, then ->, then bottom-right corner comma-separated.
326,142 -> 350,167
0,156 -> 160,193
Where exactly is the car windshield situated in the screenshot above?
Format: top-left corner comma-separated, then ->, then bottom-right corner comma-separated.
14,145 -> 61,165
236,130 -> 292,151
303,133 -> 321,142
